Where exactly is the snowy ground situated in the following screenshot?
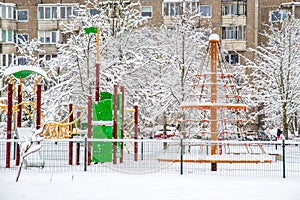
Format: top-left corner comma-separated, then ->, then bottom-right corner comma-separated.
1,172 -> 300,200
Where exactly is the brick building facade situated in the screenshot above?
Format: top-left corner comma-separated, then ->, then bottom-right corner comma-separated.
0,0 -> 298,70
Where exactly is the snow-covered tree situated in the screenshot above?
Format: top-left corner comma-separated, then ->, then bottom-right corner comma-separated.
43,1 -> 144,120
248,16 -> 300,138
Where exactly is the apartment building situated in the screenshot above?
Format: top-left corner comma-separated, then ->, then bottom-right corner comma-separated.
0,0 -> 298,68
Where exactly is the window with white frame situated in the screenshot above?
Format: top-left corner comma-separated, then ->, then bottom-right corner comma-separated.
225,54 -> 239,65
17,34 -> 29,44
163,2 -> 181,16
38,30 -> 57,44
270,10 -> 289,22
0,5 -> 16,19
38,4 -> 78,20
17,10 -> 28,21
141,6 -> 152,18
38,6 -> 57,20
1,54 -> 15,67
2,30 -> 16,43
200,5 -> 211,18
60,6 -> 78,19
222,1 -> 247,16
222,26 -> 246,40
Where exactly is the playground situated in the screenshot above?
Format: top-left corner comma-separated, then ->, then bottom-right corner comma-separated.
0,33 -> 300,181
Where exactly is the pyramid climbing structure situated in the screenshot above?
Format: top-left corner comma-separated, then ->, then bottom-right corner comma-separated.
180,34 -> 249,144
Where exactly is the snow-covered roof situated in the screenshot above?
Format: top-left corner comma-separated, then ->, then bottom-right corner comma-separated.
4,66 -> 48,79
209,34 -> 220,42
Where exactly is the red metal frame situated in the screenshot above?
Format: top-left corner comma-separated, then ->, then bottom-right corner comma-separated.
6,84 -> 13,168
68,103 -> 73,165
113,84 -> 118,164
134,105 -> 138,161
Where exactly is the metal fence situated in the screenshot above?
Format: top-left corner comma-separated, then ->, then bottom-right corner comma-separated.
1,138 -> 299,178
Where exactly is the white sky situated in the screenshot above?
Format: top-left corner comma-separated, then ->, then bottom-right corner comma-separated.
1,172 -> 300,200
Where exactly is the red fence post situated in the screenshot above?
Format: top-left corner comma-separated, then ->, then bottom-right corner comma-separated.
76,112 -> 81,165
6,84 -> 13,168
16,84 -> 22,166
134,105 -> 138,161
36,85 -> 41,130
68,103 -> 73,165
120,86 -> 124,163
113,84 -> 118,164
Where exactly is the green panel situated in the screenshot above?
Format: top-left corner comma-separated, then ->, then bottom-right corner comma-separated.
100,91 -> 113,101
13,70 -> 33,78
84,27 -> 97,34
93,99 -> 112,121
92,126 -> 112,162
92,97 -> 113,162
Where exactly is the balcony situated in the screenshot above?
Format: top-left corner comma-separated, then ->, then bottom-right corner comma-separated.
0,18 -> 17,29
222,15 -> 246,26
0,43 -> 16,54
222,40 -> 246,51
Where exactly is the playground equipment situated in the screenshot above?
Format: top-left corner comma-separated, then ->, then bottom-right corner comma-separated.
158,34 -> 276,170
3,66 -> 46,168
3,26 -> 140,172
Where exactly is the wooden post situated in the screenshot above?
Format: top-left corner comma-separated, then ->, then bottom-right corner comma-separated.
209,34 -> 219,171
95,27 -> 100,102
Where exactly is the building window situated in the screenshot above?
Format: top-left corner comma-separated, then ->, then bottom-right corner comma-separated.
38,30 -> 57,44
222,1 -> 247,16
2,30 -> 16,43
225,54 -> 239,65
164,2 -> 181,16
39,54 -> 57,68
17,34 -> 29,44
222,26 -> 246,40
17,10 -> 28,21
199,5 -> 211,18
60,6 -> 78,19
0,5 -> 16,19
17,57 -> 27,65
1,54 -> 15,67
38,6 -> 57,20
141,6 -> 152,18
90,8 -> 99,16
38,5 -> 77,20
270,10 -> 288,22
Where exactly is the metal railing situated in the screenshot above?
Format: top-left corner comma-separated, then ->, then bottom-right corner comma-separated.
1,138 -> 299,178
